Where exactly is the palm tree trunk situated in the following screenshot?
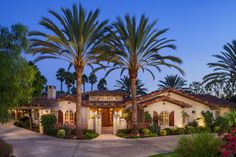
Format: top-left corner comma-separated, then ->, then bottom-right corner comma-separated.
60,81 -> 63,93
129,71 -> 138,134
83,83 -> 85,93
67,84 -> 70,94
91,84 -> 93,91
75,66 -> 83,136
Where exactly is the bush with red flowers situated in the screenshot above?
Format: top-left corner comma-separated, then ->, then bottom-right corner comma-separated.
220,127 -> 236,157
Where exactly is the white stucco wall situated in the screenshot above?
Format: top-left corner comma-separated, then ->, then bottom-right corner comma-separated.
144,101 -> 184,128
55,100 -> 89,123
166,92 -> 212,126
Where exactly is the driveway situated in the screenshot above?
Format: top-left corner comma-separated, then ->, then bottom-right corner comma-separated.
0,124 -> 180,157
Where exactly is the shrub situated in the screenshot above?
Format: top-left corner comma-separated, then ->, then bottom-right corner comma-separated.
160,130 -> 167,136
18,116 -> 30,128
201,111 -> 214,128
185,126 -> 196,134
172,128 -> 185,135
198,126 -> 211,133
85,132 -> 98,139
217,111 -> 236,131
0,139 -> 13,157
214,126 -> 221,133
220,127 -> 236,157
83,129 -> 96,134
142,128 -> 151,136
13,120 -> 22,127
149,124 -> 160,134
187,120 -> 198,127
41,114 -> 57,125
41,114 -> 57,136
57,129 -> 65,138
176,133 -> 222,157
164,128 -> 172,135
144,111 -> 152,123
117,129 -> 132,134
117,132 -> 126,138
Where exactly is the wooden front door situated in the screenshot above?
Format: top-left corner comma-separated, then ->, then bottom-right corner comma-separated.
58,110 -> 63,124
102,108 -> 111,127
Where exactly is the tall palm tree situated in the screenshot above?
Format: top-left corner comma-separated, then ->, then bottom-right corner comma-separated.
98,15 -> 183,132
158,74 -> 187,90
82,74 -> 88,93
97,78 -> 107,90
56,68 -> 66,92
115,76 -> 147,96
64,71 -> 74,94
29,4 -> 108,135
203,40 -> 236,98
89,72 -> 97,91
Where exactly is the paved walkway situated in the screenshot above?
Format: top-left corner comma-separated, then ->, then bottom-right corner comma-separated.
0,124 -> 181,157
93,134 -> 124,140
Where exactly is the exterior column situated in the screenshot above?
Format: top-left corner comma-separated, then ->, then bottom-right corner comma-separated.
95,114 -> 101,134
38,109 -> 43,134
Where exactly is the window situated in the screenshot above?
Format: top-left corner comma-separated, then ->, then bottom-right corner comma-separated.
163,111 -> 169,127
65,110 -> 74,124
104,96 -> 108,101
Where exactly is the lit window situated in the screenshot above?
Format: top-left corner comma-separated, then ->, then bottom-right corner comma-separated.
65,110 -> 74,124
163,111 -> 169,127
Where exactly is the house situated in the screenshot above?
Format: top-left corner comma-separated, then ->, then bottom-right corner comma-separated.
14,86 -> 235,134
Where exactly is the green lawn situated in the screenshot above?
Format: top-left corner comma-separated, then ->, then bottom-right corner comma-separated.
149,152 -> 178,157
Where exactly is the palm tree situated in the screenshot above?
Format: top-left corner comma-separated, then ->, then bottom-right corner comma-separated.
203,40 -> 236,98
89,72 -> 97,91
115,76 -> 147,96
64,71 -> 74,94
29,4 -> 108,135
82,74 -> 88,93
98,15 -> 183,132
158,74 -> 187,90
97,78 -> 107,90
56,68 -> 66,93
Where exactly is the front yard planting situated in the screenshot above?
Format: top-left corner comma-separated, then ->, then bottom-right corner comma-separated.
116,123 -> 213,139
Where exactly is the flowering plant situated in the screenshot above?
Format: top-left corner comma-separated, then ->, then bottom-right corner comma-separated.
220,127 -> 236,157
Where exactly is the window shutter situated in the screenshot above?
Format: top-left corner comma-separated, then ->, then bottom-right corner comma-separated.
153,111 -> 158,125
169,111 -> 174,126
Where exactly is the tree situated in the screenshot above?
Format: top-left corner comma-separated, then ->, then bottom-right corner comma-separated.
89,72 -> 97,91
188,81 -> 206,95
64,71 -> 74,94
28,62 -> 47,98
115,76 -> 147,96
29,4 -> 108,135
98,15 -> 183,132
203,40 -> 236,98
82,74 -> 88,93
0,52 -> 36,124
56,68 -> 66,93
0,24 -> 36,124
97,78 -> 107,90
158,75 -> 187,90
0,24 -> 28,52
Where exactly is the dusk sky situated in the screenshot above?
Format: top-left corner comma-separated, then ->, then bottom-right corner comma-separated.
1,0 -> 236,92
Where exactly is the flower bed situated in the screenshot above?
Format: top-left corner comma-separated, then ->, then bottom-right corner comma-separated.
220,127 -> 236,157
117,123 -> 213,139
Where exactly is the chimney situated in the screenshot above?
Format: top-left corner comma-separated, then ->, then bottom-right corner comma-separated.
48,85 -> 56,99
